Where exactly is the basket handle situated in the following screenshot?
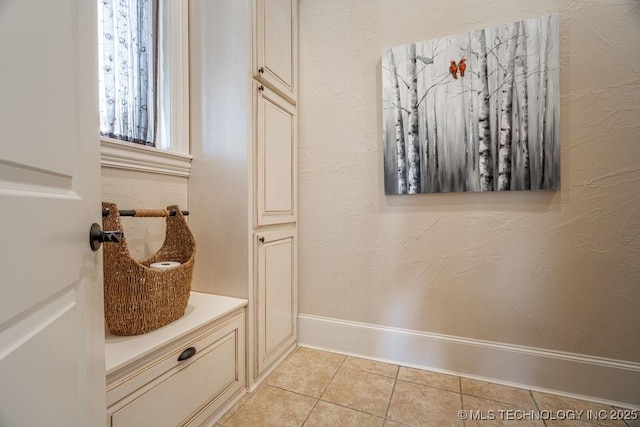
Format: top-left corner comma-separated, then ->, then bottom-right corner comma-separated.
102,209 -> 189,218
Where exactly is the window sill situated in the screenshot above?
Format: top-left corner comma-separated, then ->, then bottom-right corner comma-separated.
100,138 -> 192,177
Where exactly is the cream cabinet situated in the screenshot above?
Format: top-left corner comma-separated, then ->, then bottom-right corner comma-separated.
254,0 -> 298,102
255,227 -> 297,375
105,293 -> 247,427
189,0 -> 298,388
255,82 -> 297,227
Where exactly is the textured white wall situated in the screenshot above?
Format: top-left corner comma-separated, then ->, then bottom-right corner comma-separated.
187,0 -> 252,299
298,0 -> 640,362
101,168 -> 188,260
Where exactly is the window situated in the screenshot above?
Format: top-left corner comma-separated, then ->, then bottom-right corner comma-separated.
98,0 -> 157,146
98,0 -> 190,176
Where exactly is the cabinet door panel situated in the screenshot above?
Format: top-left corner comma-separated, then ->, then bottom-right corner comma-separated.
111,329 -> 241,427
254,0 -> 297,101
255,227 -> 297,375
255,83 -> 297,226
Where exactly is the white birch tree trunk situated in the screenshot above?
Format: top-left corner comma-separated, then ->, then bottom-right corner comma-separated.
477,29 -> 493,191
497,23 -> 519,191
519,25 -> 531,189
539,15 -> 552,189
421,76 -> 430,192
464,34 -> 476,191
462,79 -> 469,192
388,49 -> 407,194
432,94 -> 440,192
406,43 -> 421,193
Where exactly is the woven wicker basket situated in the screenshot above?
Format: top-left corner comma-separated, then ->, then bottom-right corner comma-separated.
102,202 -> 196,336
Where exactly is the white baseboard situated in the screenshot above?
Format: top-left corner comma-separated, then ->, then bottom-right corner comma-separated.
297,314 -> 640,408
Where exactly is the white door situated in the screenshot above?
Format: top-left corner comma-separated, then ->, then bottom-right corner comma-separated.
0,1 -> 106,426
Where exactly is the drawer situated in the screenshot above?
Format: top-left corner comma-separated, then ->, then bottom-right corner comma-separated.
111,330 -> 239,427
107,310 -> 245,426
107,311 -> 242,407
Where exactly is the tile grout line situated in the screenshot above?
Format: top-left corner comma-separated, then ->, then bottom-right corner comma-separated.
461,394 -> 538,409
460,376 -> 466,427
299,396 -> 320,426
339,364 -> 401,380
301,353 -> 348,426
315,399 -> 387,422
270,349 -> 410,423
217,382 -> 264,426
321,355 -> 400,421
318,353 -> 347,398
267,347 -> 345,397
461,376 -> 538,410
397,378 -> 463,395
622,410 -> 634,427
530,389 -> 547,427
382,365 -> 400,422
241,348 -> 640,427
267,383 -> 322,400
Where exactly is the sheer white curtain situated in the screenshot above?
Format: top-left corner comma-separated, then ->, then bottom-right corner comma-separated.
98,0 -> 157,146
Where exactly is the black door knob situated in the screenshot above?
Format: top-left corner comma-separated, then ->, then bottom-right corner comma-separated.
89,223 -> 124,251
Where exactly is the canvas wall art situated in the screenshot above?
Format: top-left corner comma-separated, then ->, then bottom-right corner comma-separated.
381,15 -> 560,194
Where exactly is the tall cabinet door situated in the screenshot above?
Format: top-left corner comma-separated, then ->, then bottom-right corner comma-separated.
255,227 -> 297,375
254,0 -> 298,101
255,82 -> 297,226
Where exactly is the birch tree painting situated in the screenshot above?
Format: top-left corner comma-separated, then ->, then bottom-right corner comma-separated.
382,15 -> 560,194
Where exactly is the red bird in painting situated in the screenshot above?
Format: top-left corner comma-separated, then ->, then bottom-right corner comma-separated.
449,61 -> 458,79
458,58 -> 466,77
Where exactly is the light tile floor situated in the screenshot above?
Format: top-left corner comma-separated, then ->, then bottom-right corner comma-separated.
217,347 -> 640,427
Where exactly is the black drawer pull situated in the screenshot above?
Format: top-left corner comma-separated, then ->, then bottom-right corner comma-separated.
178,347 -> 197,362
